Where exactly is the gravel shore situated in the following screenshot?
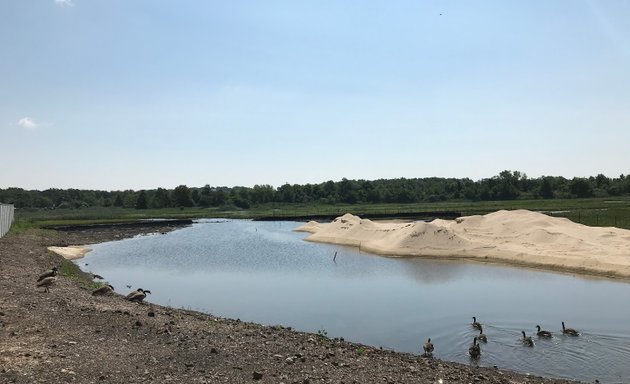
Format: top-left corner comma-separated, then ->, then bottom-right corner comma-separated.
0,225 -> 584,384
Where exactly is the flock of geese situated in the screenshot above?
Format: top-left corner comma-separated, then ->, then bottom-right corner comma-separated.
422,316 -> 580,359
36,266 -> 152,302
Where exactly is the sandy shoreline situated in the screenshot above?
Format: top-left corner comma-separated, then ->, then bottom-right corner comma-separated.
295,210 -> 630,280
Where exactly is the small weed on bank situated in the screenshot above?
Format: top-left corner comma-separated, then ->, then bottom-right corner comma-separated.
58,259 -> 102,289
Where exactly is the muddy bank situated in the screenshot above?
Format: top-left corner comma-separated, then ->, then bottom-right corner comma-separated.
0,225 -> 583,383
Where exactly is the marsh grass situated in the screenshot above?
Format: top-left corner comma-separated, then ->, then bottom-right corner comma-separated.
15,197 -> 630,229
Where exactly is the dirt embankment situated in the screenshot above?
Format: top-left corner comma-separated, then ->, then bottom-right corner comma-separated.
0,225 -> 582,384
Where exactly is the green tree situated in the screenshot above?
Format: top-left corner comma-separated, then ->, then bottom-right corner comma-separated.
539,177 -> 554,199
569,178 -> 593,198
151,188 -> 171,208
135,190 -> 148,209
198,185 -> 212,207
113,194 -> 124,207
172,185 -> 194,207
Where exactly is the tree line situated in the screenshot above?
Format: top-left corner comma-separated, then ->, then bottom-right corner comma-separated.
2,171 -> 630,210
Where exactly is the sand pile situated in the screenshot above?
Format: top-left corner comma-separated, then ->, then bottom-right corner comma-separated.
48,245 -> 91,260
295,210 -> 630,278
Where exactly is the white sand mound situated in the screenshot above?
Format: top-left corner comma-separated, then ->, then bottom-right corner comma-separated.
48,245 -> 91,260
294,210 -> 630,279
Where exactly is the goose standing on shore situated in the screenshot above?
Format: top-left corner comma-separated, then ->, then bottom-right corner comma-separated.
521,331 -> 534,346
37,276 -> 57,292
469,337 -> 481,358
536,325 -> 552,338
423,338 -> 434,356
37,266 -> 58,282
562,321 -> 579,336
92,284 -> 115,296
126,288 -> 151,303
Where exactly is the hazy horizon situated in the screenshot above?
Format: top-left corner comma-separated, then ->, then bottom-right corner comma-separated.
2,1 -> 629,191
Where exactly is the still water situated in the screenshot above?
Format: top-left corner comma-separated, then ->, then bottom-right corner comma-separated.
80,219 -> 630,383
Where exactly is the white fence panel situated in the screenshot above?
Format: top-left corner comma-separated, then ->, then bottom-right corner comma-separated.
0,204 -> 15,238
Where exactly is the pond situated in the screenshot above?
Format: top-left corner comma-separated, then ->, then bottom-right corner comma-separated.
79,219 -> 630,383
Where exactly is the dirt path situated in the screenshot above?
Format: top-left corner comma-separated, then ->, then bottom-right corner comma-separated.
0,226 -> 583,383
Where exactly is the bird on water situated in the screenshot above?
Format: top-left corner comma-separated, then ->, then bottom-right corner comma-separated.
469,337 -> 481,358
536,325 -> 552,338
562,321 -> 579,336
521,331 -> 534,346
477,325 -> 487,342
471,316 -> 481,330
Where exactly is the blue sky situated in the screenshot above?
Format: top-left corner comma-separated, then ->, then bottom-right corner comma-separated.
1,0 -> 629,191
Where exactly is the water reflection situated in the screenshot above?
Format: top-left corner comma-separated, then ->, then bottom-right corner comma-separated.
80,219 -> 630,384
398,258 -> 465,284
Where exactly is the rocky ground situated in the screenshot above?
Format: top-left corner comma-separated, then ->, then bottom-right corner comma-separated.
0,225 -> 585,384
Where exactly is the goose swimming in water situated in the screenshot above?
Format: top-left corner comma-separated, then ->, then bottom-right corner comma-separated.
477,325 -> 487,342
536,325 -> 552,338
521,331 -> 534,346
37,266 -> 58,282
562,321 -> 579,336
126,288 -> 151,303
423,338 -> 434,355
37,276 -> 57,293
468,337 -> 481,358
92,284 -> 115,296
471,316 -> 481,330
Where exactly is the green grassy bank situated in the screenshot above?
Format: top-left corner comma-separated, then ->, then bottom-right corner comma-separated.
11,197 -> 630,231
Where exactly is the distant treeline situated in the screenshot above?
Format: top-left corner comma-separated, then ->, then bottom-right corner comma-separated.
2,171 -> 630,210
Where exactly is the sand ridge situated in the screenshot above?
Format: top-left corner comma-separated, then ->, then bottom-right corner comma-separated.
295,210 -> 630,279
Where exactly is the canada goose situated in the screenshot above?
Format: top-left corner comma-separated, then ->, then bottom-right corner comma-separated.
92,284 -> 114,296
126,288 -> 151,303
472,316 -> 481,330
468,337 -> 481,358
521,331 -> 534,346
562,321 -> 579,336
37,266 -> 58,282
37,276 -> 57,292
126,288 -> 143,299
423,338 -> 434,355
536,325 -> 552,338
477,325 -> 487,342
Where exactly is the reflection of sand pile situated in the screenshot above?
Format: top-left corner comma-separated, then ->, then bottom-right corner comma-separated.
295,210 -> 630,278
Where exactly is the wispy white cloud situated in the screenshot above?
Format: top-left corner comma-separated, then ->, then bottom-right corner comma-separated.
18,117 -> 40,129
54,0 -> 74,7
